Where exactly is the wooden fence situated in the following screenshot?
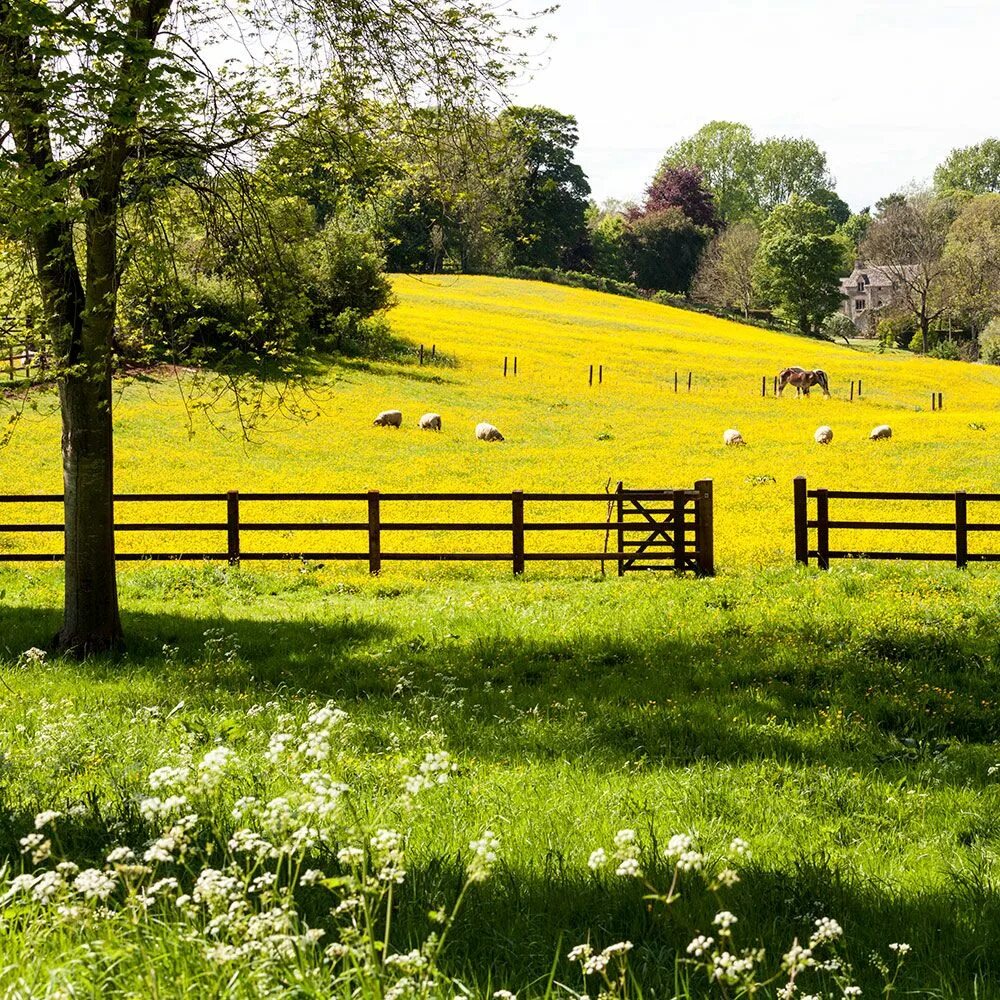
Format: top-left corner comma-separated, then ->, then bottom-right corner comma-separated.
0,482 -> 715,576
793,475 -> 1000,569
1,316 -> 51,381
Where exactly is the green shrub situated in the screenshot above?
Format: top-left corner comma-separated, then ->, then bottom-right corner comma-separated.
822,312 -> 856,344
928,339 -> 960,360
876,314 -> 915,349
978,317 -> 1000,364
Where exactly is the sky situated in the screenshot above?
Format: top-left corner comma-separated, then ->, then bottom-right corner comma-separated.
511,0 -> 1000,212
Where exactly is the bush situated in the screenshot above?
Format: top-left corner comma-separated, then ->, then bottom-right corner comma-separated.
876,314 -> 915,350
979,317 -> 1000,364
822,312 -> 856,344
929,339 -> 960,360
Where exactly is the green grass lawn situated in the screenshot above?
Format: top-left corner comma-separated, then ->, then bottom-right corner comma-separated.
2,562 -> 999,997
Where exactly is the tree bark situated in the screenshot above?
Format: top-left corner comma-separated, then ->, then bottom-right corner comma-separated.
57,198 -> 123,653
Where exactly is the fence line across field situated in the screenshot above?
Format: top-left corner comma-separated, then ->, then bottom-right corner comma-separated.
0,483 -> 715,577
793,475 -> 1000,569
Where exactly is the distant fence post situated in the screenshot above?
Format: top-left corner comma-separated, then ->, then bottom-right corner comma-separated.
615,481 -> 624,577
512,490 -> 525,576
794,476 -> 809,566
816,488 -> 830,570
599,364 -> 603,384
761,375 -> 766,397
674,371 -> 678,393
955,491 -> 968,569
514,356 -> 518,376
694,479 -> 714,576
687,371 -> 692,391
367,490 -> 381,575
589,364 -> 593,386
503,356 -> 508,377
226,490 -> 240,566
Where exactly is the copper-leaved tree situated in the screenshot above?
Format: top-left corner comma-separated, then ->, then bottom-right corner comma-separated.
0,0 -> 534,653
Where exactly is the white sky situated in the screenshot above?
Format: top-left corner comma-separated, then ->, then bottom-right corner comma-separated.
512,0 -> 1000,212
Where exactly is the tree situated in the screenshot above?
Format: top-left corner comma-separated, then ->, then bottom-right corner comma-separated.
861,193 -> 954,350
943,193 -> 1000,332
623,207 -> 709,294
0,0 -> 527,652
659,122 -> 839,224
642,165 -> 719,231
585,202 -> 629,282
934,139 -> 1000,195
755,197 -> 848,335
754,137 -> 830,214
811,188 -> 851,228
660,121 -> 757,223
501,105 -> 591,270
839,210 -> 872,250
692,222 -> 760,317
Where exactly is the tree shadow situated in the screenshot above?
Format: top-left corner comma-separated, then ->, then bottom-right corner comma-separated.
2,595 -> 997,783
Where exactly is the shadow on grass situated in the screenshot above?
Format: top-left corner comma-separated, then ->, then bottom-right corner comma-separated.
393,854 -> 1000,998
3,594 -> 999,776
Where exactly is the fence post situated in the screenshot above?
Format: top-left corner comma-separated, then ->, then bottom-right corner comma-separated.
616,481 -> 624,577
688,371 -> 692,391
367,490 -> 381,575
419,344 -> 424,365
599,364 -> 603,384
504,356 -> 508,377
694,479 -> 714,576
674,371 -> 678,393
816,488 -> 830,570
794,476 -> 809,566
512,490 -> 525,576
955,491 -> 968,569
858,379 -> 862,397
589,364 -> 593,386
850,381 -> 854,402
762,375 -> 766,397
514,356 -> 518,376
226,491 -> 240,566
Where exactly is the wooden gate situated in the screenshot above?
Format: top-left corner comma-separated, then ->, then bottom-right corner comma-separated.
615,480 -> 714,575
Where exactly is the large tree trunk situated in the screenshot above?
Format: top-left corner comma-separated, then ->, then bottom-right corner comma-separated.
57,200 -> 124,653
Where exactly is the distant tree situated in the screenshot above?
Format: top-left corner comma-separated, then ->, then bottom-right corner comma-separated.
642,165 -> 720,231
660,121 -> 757,223
692,222 -> 761,317
623,208 -> 710,293
501,106 -> 591,269
943,194 -> 1000,332
875,193 -> 907,216
755,137 -> 831,214
839,210 -> 873,250
935,139 -> 1000,195
862,193 -> 954,350
811,188 -> 852,227
585,203 -> 629,282
755,197 -> 848,335
659,122 -> 840,223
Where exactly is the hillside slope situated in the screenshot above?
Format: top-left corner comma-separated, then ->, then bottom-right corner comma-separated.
2,274 -> 1000,567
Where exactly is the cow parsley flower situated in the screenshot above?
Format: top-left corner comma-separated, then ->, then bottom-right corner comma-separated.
34,810 -> 61,830
74,868 -> 117,901
587,848 -> 607,870
468,830 -> 500,882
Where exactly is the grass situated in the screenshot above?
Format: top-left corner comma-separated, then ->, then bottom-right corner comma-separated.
2,276 -> 1000,996
2,562 -> 1000,996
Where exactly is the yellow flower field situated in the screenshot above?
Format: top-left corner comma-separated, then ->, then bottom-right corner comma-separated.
2,274 -> 1000,570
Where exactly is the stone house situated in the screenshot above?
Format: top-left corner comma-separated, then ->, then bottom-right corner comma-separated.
840,262 -> 917,333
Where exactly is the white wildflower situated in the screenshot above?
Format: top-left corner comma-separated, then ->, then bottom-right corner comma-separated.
148,765 -> 191,791
567,944 -> 592,962
34,810 -> 61,830
197,747 -> 236,790
782,942 -> 813,972
587,848 -> 607,870
300,869 -> 326,886
810,917 -> 844,946
889,942 -> 911,955
337,846 -> 364,865
715,867 -> 740,887
713,910 -> 738,932
468,830 -> 500,882
615,857 -> 642,878
73,868 -> 117,901
687,935 -> 714,957
613,829 -> 636,848
20,833 -> 51,863
729,837 -> 750,856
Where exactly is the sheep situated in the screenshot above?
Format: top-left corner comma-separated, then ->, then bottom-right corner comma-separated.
418,413 -> 442,431
869,424 -> 892,441
475,421 -> 504,442
373,410 -> 403,428
814,425 -> 833,445
723,428 -> 745,447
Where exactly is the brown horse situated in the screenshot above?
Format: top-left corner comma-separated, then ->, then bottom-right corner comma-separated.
777,367 -> 830,397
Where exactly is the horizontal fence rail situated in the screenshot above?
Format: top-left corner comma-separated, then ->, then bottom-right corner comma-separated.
793,475 -> 1000,569
0,482 -> 714,577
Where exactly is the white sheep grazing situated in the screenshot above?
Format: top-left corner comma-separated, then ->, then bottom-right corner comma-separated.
869,424 -> 892,441
373,410 -> 403,428
475,421 -> 504,442
419,413 -> 442,431
723,428 -> 745,446
814,425 -> 833,445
